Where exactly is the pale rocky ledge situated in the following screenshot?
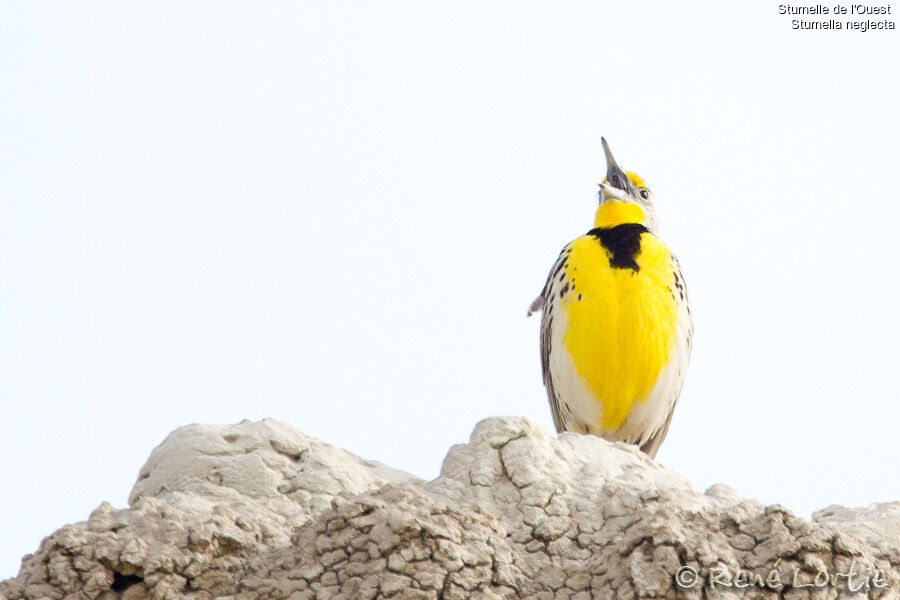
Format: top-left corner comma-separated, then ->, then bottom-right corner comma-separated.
2,419 -> 899,600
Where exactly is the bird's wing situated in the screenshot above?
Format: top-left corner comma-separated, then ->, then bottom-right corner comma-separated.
640,254 -> 693,459
639,403 -> 674,459
532,244 -> 573,433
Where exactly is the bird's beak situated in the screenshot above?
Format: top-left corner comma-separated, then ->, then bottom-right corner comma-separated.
602,137 -> 630,195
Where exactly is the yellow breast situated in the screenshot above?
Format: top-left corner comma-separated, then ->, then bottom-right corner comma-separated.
561,229 -> 679,431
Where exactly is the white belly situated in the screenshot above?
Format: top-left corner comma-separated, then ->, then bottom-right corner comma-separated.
546,295 -> 692,446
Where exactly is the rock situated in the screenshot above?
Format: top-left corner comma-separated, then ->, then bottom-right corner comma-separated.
2,417 -> 899,599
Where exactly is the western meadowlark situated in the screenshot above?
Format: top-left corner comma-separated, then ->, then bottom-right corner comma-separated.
528,138 -> 692,458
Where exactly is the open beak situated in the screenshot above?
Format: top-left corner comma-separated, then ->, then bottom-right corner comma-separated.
602,137 -> 630,194
598,137 -> 631,202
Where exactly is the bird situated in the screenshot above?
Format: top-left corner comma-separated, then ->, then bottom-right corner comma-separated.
527,138 -> 692,458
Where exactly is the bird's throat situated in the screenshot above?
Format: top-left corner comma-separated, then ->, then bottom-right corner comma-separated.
594,201 -> 645,229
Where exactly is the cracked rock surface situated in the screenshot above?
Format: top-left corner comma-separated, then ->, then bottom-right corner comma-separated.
2,417 -> 899,599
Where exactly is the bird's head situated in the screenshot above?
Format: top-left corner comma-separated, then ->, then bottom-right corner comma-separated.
594,137 -> 658,233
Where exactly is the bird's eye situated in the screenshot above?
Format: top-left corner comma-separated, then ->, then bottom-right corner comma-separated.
640,189 -> 649,199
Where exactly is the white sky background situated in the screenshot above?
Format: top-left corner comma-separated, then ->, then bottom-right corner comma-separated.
1,0 -> 899,578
